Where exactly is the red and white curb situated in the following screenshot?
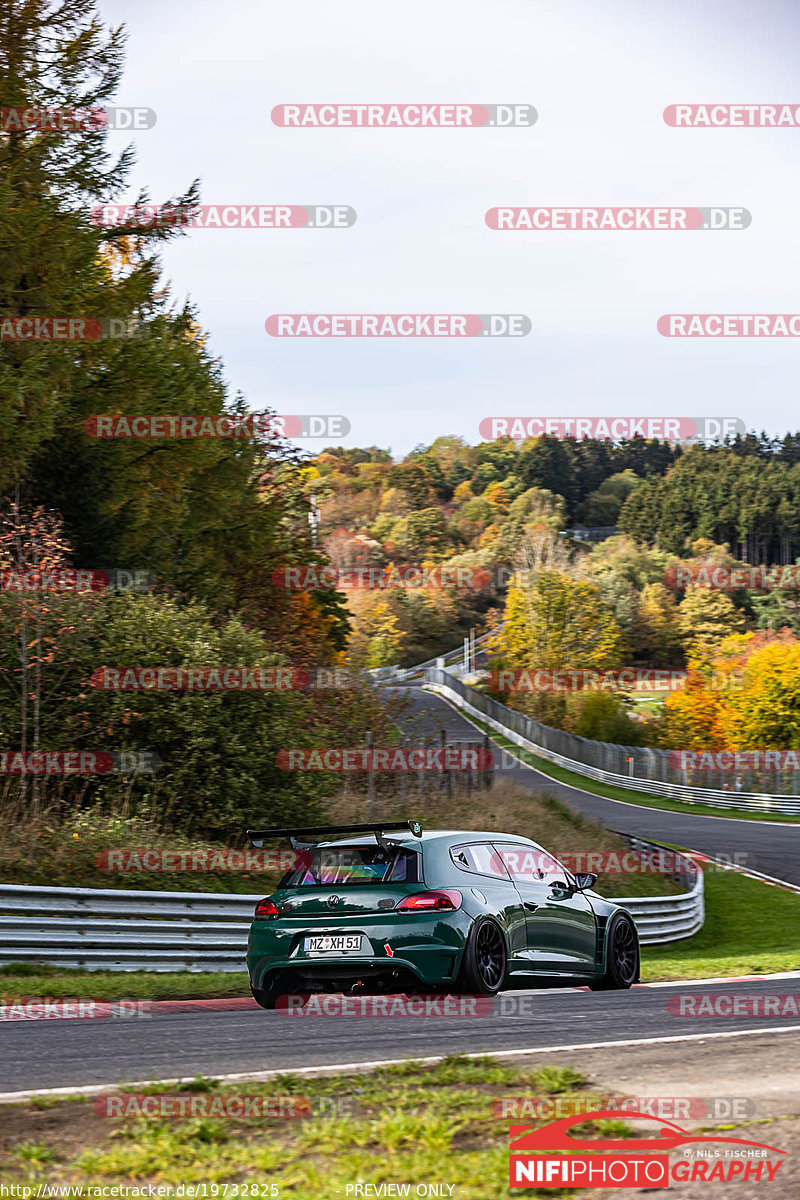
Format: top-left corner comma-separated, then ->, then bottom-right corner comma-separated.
3,971 -> 800,1021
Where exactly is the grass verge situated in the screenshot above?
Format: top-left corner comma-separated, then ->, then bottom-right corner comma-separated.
0,1056 -> 607,1196
641,868 -> 800,980
0,964 -> 249,1001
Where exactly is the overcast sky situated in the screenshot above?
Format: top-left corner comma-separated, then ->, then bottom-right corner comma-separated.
100,0 -> 800,456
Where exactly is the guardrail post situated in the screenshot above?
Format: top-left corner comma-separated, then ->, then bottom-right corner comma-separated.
483,733 -> 492,790
366,731 -> 375,818
399,735 -> 408,805
440,728 -> 451,797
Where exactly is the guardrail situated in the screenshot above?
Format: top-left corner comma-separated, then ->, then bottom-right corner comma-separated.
0,884 -> 254,972
424,669 -> 800,815
369,631 -> 496,684
0,841 -> 702,971
610,856 -> 704,945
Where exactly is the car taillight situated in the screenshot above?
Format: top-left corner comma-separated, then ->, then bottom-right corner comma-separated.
254,898 -> 280,919
395,890 -> 462,912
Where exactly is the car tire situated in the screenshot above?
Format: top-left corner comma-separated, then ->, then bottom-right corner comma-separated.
455,917 -> 507,995
250,977 -> 285,1010
590,913 -> 640,991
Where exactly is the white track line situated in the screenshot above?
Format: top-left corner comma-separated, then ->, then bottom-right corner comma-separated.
525,972 -> 800,994
3,1025 -> 800,1104
634,971 -> 800,988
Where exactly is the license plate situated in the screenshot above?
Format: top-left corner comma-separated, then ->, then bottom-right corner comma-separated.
304,934 -> 363,954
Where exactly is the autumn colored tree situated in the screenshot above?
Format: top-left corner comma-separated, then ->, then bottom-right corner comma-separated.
635,582 -> 683,666
660,629 -> 799,751
676,588 -> 748,660
346,593 -> 407,669
572,692 -> 644,746
500,570 -> 623,674
492,566 -> 624,723
659,668 -> 727,750
715,638 -> 800,750
0,499 -> 103,805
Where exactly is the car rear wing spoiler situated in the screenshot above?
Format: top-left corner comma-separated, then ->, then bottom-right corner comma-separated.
246,820 -> 423,848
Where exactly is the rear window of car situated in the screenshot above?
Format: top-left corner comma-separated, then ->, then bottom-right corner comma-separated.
280,844 -> 421,887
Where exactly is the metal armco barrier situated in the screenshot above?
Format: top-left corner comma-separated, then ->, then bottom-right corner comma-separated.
611,864 -> 704,945
0,884 -> 254,972
424,669 -> 800,815
0,842 -> 702,972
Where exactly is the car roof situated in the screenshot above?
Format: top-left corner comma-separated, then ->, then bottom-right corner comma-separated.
311,830 -> 541,850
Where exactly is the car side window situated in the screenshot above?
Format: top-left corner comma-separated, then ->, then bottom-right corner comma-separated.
449,842 -> 512,880
495,842 -> 549,885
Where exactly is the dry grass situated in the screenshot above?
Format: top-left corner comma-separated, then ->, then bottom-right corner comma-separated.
0,775 -> 680,898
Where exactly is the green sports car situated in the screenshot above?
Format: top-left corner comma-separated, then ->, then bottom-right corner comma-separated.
246,821 -> 640,1009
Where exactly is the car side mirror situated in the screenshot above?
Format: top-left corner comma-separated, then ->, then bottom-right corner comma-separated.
548,879 -> 571,897
574,872 -> 598,891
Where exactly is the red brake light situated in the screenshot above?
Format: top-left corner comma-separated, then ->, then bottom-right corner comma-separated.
395,890 -> 462,912
254,898 -> 280,919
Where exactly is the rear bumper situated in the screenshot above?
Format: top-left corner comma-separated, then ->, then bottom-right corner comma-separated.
247,912 -> 470,990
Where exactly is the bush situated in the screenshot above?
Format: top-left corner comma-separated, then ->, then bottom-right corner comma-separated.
0,591 -> 392,837
571,692 -> 644,746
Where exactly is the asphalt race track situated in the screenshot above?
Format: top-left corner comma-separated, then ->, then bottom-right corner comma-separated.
2,977 -> 800,1094
389,685 -> 800,885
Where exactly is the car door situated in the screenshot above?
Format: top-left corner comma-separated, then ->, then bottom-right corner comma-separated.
534,851 -> 597,972
448,841 -> 528,957
494,842 -> 597,973
492,842 -> 550,967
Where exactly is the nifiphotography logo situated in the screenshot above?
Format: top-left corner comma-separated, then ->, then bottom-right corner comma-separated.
508,1110 -> 786,1187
